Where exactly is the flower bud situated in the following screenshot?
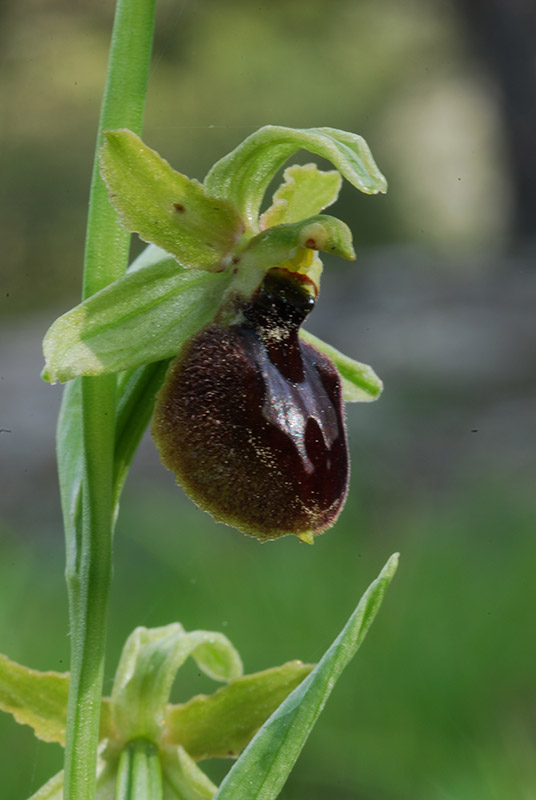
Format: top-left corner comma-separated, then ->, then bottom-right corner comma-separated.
152,268 -> 349,542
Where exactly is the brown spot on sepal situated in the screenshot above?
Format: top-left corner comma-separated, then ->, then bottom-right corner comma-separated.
173,202 -> 185,213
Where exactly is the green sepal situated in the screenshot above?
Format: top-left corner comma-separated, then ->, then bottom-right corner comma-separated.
213,554 -> 399,800
205,125 -> 387,230
260,164 -> 342,228
100,130 -> 244,271
300,329 -> 383,402
164,661 -> 312,760
111,624 -> 243,745
42,257 -> 231,383
0,654 -> 69,745
161,747 -> 217,800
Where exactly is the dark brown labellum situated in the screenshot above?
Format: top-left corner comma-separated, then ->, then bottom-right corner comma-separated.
152,268 -> 349,541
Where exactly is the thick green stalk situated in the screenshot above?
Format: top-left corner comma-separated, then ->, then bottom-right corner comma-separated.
62,1 -> 156,799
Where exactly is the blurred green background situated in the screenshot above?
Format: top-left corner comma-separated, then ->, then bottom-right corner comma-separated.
1,0 -> 535,798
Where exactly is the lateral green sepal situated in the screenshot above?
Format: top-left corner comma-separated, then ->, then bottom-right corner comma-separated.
161,746 -> 217,799
100,129 -> 245,271
0,653 -> 69,745
164,661 -> 312,760
41,257 -> 231,383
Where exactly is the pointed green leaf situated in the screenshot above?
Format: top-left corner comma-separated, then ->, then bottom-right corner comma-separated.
0,653 -> 69,745
42,257 -> 231,383
100,129 -> 244,271
213,554 -> 399,800
111,625 -> 243,744
300,329 -> 383,402
164,661 -> 312,760
260,164 -> 342,229
205,125 -> 387,229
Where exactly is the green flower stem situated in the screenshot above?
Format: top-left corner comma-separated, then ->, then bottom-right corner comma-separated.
62,1 -> 156,799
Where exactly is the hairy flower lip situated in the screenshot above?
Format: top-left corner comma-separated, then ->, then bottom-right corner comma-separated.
151,268 -> 349,542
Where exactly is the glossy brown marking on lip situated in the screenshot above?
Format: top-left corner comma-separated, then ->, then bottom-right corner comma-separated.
304,238 -> 317,249
152,268 -> 349,541
173,202 -> 185,213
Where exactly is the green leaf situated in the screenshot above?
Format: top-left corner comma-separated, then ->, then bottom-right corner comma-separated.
260,164 -> 342,228
161,747 -> 217,800
213,554 -> 399,800
42,257 -> 231,383
204,125 -> 387,229
100,130 -> 244,271
0,653 -> 70,745
111,625 -> 243,744
300,329 -> 383,402
164,661 -> 312,760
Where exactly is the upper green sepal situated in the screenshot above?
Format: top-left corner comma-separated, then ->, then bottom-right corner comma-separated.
110,623 -> 243,745
205,125 -> 387,229
100,130 -> 245,271
41,256 -> 231,383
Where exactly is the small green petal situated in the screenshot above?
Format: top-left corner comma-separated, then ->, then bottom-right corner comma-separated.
230,214 -> 354,300
111,625 -> 243,745
260,164 -> 342,228
100,129 -> 244,271
163,662 -> 312,760
0,653 -> 69,745
300,330 -> 383,402
205,125 -> 387,230
42,257 -> 231,383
